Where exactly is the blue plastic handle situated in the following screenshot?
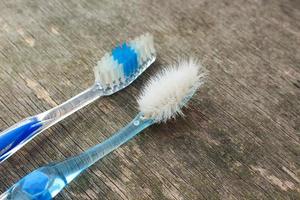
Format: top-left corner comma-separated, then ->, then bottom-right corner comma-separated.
2,114 -> 154,199
0,117 -> 42,162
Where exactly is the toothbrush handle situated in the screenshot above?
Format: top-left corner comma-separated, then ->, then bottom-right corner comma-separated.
0,116 -> 43,162
0,84 -> 102,163
53,114 -> 153,184
1,114 -> 153,199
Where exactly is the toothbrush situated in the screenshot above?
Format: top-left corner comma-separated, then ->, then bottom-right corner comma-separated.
0,59 -> 207,200
0,33 -> 156,163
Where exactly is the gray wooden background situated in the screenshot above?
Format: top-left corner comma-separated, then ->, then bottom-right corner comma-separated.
0,0 -> 299,199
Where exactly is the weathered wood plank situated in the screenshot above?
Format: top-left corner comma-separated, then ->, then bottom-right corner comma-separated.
0,0 -> 299,199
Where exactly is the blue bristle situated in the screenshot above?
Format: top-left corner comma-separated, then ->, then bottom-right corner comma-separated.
112,43 -> 138,77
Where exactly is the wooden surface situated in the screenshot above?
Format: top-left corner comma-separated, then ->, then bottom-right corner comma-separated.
0,0 -> 299,199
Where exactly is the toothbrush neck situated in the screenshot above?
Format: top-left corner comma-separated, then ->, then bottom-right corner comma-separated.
53,113 -> 153,184
38,84 -> 102,126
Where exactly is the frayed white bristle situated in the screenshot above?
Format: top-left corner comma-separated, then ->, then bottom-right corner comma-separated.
94,33 -> 155,87
138,58 -> 207,123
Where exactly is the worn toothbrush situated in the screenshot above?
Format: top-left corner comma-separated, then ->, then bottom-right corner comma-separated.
0,58 -> 207,200
0,33 -> 156,163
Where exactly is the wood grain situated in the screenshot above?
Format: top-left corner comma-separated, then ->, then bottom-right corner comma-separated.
0,0 -> 299,199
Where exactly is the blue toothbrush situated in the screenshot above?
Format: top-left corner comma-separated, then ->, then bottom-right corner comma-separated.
0,59 -> 207,200
0,33 -> 156,163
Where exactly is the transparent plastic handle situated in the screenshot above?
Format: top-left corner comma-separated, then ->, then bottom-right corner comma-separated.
0,190 -> 9,200
2,113 -> 153,199
0,84 -> 102,163
0,117 -> 43,162
53,113 -> 154,184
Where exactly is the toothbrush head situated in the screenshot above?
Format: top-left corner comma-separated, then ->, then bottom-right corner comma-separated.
94,33 -> 156,95
138,58 -> 207,123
